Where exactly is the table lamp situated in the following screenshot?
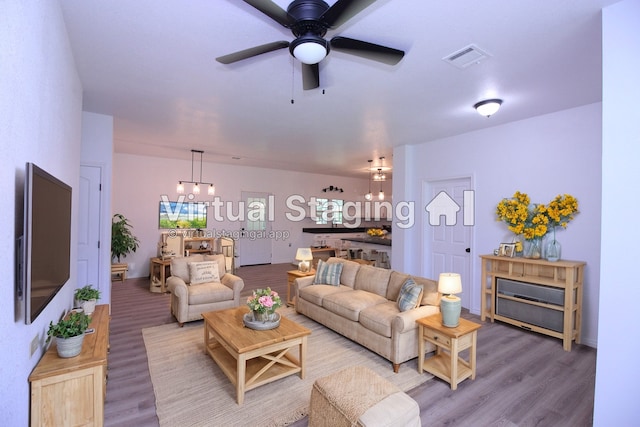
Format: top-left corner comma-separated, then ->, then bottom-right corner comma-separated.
296,248 -> 313,272
438,273 -> 462,327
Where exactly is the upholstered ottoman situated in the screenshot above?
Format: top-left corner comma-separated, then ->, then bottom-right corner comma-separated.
308,366 -> 421,427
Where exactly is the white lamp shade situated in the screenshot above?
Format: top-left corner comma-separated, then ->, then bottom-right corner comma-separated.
295,248 -> 313,261
176,182 -> 184,194
293,42 -> 327,64
438,273 -> 462,295
208,184 -> 215,196
192,182 -> 200,194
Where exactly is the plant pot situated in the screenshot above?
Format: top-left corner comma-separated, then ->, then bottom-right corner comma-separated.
56,333 -> 85,358
81,299 -> 97,316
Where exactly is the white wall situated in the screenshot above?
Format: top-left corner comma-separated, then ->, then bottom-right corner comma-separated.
394,103 -> 602,348
80,112 -> 114,305
594,0 -> 640,424
112,153 -> 375,277
0,1 -> 82,424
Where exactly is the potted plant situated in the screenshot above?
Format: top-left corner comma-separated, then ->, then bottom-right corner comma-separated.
47,311 -> 91,358
74,285 -> 101,315
111,213 -> 140,263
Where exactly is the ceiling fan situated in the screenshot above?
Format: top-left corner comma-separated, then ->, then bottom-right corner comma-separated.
216,0 -> 405,90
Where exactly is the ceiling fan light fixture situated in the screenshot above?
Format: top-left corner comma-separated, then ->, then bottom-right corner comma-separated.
474,99 -> 503,117
290,35 -> 329,64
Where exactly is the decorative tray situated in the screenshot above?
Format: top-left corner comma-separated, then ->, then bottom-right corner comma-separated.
243,312 -> 281,330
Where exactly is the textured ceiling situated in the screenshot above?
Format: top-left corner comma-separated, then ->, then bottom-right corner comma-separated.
59,0 -> 616,177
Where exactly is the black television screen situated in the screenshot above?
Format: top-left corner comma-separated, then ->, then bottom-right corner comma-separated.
22,162 -> 72,324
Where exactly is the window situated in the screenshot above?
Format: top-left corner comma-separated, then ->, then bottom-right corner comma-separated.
315,198 -> 343,225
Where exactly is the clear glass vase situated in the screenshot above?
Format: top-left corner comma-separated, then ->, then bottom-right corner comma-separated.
545,227 -> 561,262
523,237 -> 542,259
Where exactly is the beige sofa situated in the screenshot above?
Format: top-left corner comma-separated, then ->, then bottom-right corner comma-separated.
166,254 -> 244,326
295,257 -> 440,372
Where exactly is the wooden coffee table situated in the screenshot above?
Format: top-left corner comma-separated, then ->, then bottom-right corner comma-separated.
202,306 -> 311,405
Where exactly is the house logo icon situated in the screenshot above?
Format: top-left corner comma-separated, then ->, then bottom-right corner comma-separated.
425,190 -> 475,226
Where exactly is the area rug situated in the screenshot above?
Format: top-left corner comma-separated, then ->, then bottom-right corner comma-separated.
142,308 -> 431,427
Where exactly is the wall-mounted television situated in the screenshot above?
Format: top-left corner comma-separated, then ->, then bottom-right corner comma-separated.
159,200 -> 207,229
19,163 -> 72,324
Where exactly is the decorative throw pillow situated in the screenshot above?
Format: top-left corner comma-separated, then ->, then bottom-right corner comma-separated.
397,278 -> 424,312
188,261 -> 220,285
313,259 -> 343,286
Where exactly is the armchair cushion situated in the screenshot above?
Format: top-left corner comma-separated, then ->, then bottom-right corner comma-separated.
188,281 -> 234,305
204,254 -> 226,276
188,261 -> 220,285
170,254 -> 204,283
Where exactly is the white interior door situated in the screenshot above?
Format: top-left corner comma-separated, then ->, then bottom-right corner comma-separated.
238,191 -> 272,266
78,165 -> 102,290
423,177 -> 472,309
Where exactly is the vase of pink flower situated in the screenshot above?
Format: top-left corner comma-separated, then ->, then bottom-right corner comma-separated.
247,288 -> 282,322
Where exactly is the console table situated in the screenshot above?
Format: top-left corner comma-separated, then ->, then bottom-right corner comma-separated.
480,255 -> 585,351
29,304 -> 110,426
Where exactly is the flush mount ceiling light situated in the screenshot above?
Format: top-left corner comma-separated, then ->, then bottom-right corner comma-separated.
474,99 -> 503,117
176,149 -> 215,196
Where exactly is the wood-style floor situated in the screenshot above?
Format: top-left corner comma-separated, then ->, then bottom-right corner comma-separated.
105,263 -> 596,427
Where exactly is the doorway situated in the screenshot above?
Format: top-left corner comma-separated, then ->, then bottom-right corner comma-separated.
422,177 -> 473,309
78,165 -> 102,291
238,191 -> 272,266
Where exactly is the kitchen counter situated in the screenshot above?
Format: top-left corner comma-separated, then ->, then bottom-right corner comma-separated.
302,227 -> 368,234
342,237 -> 391,246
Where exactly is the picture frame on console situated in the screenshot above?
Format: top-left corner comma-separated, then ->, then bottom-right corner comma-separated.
499,243 -> 516,257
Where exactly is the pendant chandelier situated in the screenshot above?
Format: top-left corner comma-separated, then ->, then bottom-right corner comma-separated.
176,149 -> 215,196
364,159 -> 373,200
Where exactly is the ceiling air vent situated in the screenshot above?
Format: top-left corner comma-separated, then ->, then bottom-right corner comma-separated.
443,44 -> 491,69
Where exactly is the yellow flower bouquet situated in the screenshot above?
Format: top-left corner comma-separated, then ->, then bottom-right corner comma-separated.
367,228 -> 384,237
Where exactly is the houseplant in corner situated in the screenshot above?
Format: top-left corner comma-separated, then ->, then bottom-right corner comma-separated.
74,285 -> 101,315
47,311 -> 91,358
111,213 -> 140,263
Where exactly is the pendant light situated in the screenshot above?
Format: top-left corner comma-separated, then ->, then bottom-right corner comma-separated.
176,149 -> 216,196
378,168 -> 385,200
364,160 -> 373,200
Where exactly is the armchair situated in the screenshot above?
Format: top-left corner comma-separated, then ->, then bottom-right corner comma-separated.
167,254 -> 244,326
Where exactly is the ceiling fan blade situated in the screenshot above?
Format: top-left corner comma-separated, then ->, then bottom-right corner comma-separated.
216,41 -> 289,64
302,63 -> 320,90
320,0 -> 378,29
242,0 -> 295,27
330,36 -> 404,65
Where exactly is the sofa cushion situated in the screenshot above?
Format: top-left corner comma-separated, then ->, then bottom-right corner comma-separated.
327,257 -> 359,288
204,253 -> 226,277
322,290 -> 388,322
397,278 -> 423,312
299,284 -> 352,306
170,254 -> 205,283
314,259 -> 343,286
188,282 -> 234,305
359,301 -> 399,338
410,276 -> 440,306
188,261 -> 220,285
354,265 -> 392,298
386,271 -> 410,301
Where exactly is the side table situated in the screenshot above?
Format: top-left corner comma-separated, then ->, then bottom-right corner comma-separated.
150,257 -> 172,293
417,314 -> 481,390
286,269 -> 316,307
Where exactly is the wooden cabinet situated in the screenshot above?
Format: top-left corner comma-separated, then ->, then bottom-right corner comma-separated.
184,236 -> 214,255
29,305 -> 110,427
480,255 -> 585,351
